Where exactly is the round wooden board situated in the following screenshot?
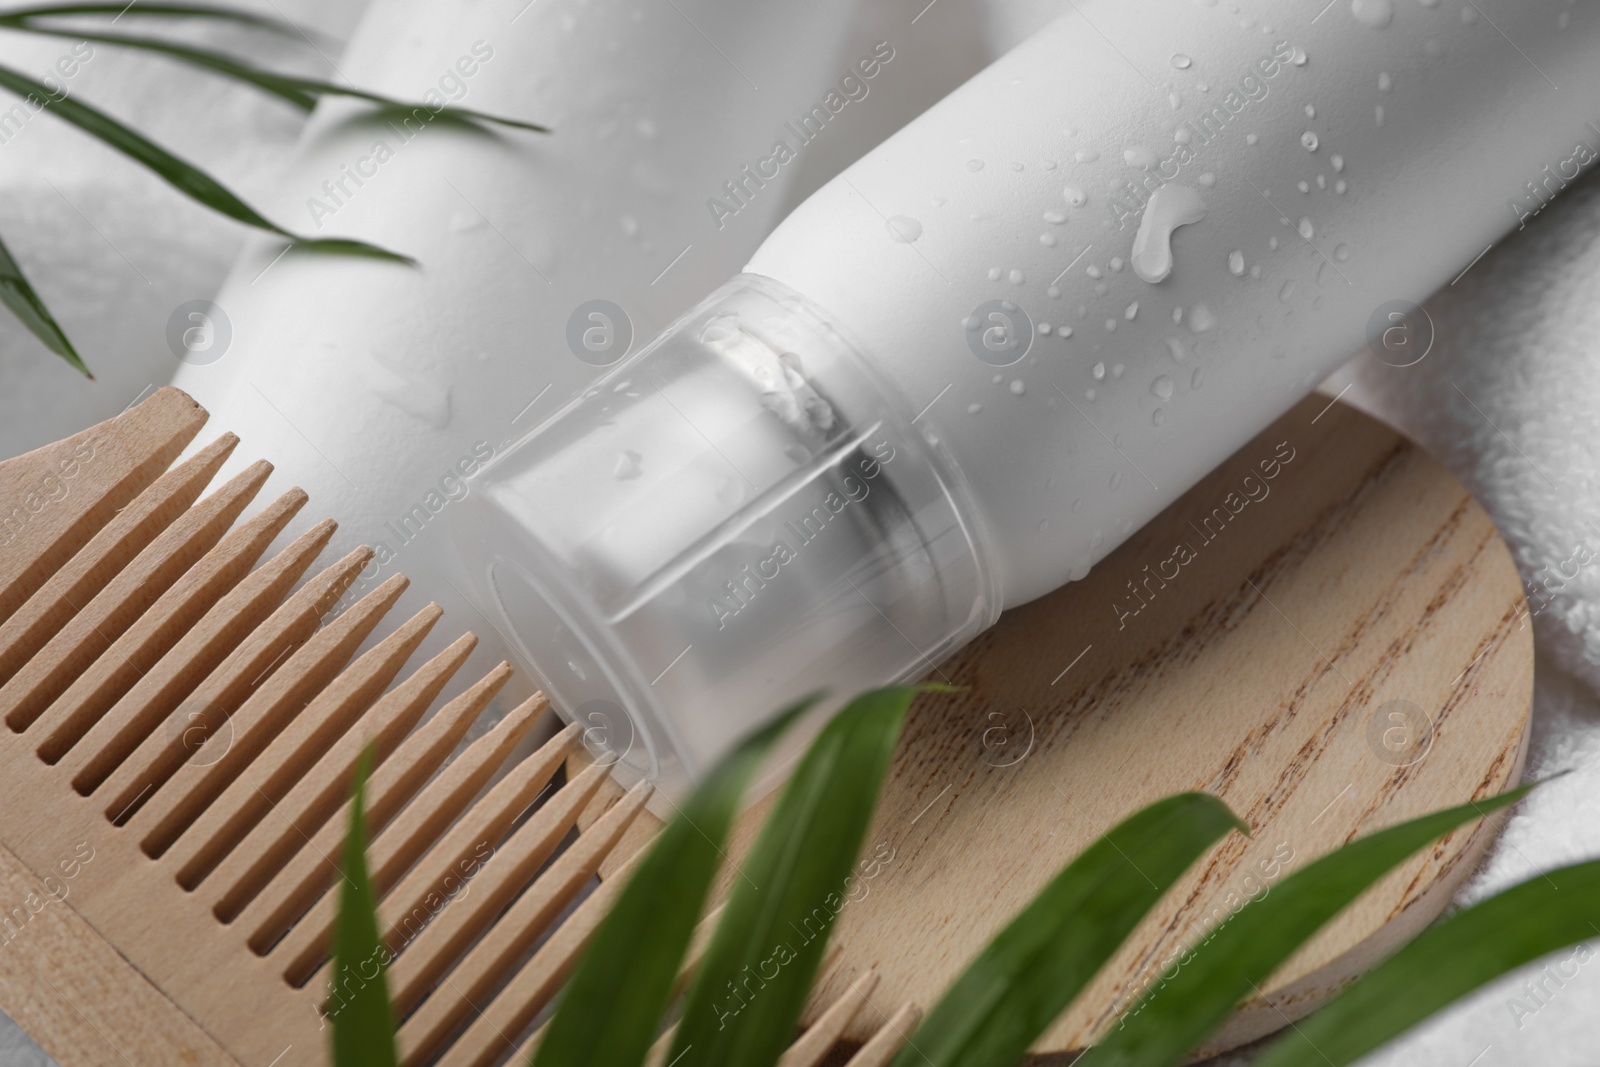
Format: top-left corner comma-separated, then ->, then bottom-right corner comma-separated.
593,395 -> 1533,1061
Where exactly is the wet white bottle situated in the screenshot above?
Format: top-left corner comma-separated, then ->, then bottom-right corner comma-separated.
169,0 -> 863,689
454,0 -> 1600,795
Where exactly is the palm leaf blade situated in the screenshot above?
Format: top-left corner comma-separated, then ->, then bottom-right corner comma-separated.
667,686 -> 923,1067
533,697 -> 819,1067
0,2 -> 298,34
893,793 -> 1246,1067
1079,786 -> 1533,1067
1253,856 -> 1600,1067
0,228 -> 87,375
327,747 -> 398,1067
0,23 -> 550,130
0,61 -> 409,260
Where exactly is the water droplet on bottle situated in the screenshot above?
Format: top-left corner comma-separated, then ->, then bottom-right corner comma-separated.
1246,133 -> 1260,145
1057,324 -> 1073,338
1075,148 -> 1100,163
967,159 -> 985,171
1043,210 -> 1067,224
1151,375 -> 1175,399
1375,105 -> 1385,126
1197,172 -> 1216,188
1189,302 -> 1217,332
1063,186 -> 1088,207
1298,181 -> 1310,193
1301,131 -> 1320,151
1305,104 -> 1317,119
613,450 -> 643,480
1112,363 -> 1125,379
1110,257 -> 1125,272
1165,336 -> 1188,361
1087,264 -> 1102,279
1336,179 -> 1348,194
1092,361 -> 1106,380
1123,145 -> 1160,169
1269,236 -> 1280,251
1010,379 -> 1026,395
1298,217 -> 1315,239
1171,53 -> 1193,69
968,402 -> 983,414
1038,322 -> 1052,335
1105,319 -> 1118,332
987,266 -> 1001,281
1047,285 -> 1063,299
1351,0 -> 1393,29
1125,301 -> 1139,320
1152,407 -> 1166,426
1009,269 -> 1026,284
1378,72 -> 1392,91
1280,279 -> 1297,302
1131,183 -> 1208,283
1330,154 -> 1345,173
1040,233 -> 1058,247
1174,127 -> 1193,145
1228,250 -> 1245,275
1173,306 -> 1184,325
886,216 -> 922,243
1191,367 -> 1206,388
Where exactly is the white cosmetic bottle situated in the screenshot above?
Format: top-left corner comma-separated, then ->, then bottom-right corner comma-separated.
169,0 -> 863,689
455,0 -> 1600,796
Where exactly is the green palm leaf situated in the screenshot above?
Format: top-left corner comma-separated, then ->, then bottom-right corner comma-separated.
1079,785 -> 1534,1067
0,227 -> 86,376
893,793 -> 1246,1067
327,746 -> 398,1067
1254,856 -> 1600,1067
0,61 -> 413,262
0,2 -> 298,34
0,22 -> 551,130
666,686 -> 927,1067
533,696 -> 820,1067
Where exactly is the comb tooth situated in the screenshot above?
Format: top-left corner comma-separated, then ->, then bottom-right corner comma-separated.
377,758 -> 613,1015
98,544 -> 372,825
234,653 -> 508,941
2,456 -> 270,734
0,433 -> 237,689
63,519 -> 337,799
437,842 -> 655,1067
777,970 -> 882,1067
170,602 -> 443,891
397,781 -> 654,1067
131,572 -> 407,859
35,488 -> 306,764
277,702 -> 567,986
839,1003 -> 922,1067
0,387 -> 206,624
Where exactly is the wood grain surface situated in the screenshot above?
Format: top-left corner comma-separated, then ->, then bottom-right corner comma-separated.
0,388 -> 922,1067
590,391 -> 1533,1062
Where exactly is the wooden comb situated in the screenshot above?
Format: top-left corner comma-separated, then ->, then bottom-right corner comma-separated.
0,387 -> 916,1067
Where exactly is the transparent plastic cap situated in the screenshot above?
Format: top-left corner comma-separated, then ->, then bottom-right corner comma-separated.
450,275 -> 997,800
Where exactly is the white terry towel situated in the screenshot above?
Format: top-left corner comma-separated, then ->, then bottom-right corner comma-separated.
1305,164 -> 1600,1067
